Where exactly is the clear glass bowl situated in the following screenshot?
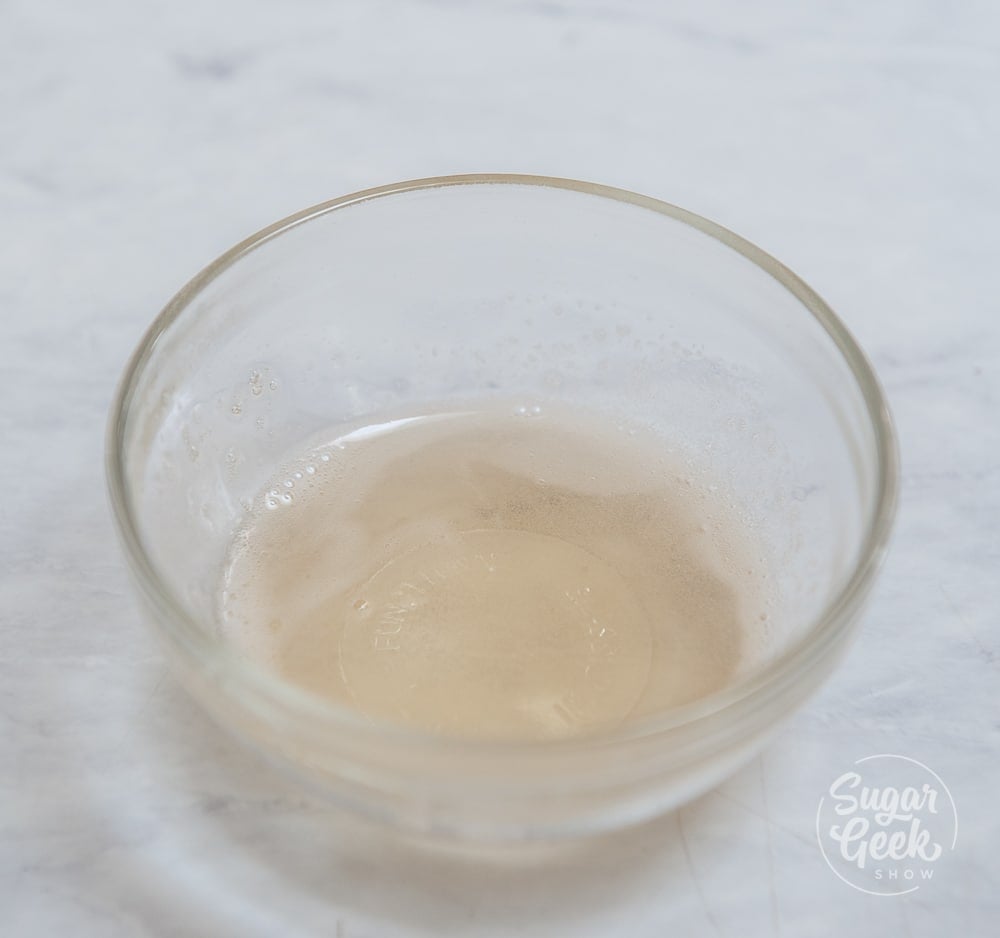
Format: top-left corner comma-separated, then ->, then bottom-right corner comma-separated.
107,175 -> 898,841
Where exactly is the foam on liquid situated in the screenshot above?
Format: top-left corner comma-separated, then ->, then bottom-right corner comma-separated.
220,402 -> 773,741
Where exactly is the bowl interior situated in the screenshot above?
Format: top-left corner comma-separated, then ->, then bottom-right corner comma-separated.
118,178 -> 885,691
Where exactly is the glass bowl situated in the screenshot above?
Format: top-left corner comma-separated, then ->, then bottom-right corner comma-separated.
107,175 -> 897,842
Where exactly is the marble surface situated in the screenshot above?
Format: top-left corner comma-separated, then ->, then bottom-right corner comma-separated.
2,1 -> 998,934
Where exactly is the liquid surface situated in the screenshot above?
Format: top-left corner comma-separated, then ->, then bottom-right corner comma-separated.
221,403 -> 772,740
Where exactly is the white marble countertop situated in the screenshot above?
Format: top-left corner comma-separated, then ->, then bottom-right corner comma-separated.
3,1 -> 998,934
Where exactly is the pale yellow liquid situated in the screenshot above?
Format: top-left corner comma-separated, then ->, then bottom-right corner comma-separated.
220,403 -> 772,741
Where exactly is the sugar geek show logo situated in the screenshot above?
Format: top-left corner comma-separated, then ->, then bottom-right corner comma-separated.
816,754 -> 957,896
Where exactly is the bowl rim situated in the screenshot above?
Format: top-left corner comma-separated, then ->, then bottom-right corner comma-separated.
106,173 -> 899,765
